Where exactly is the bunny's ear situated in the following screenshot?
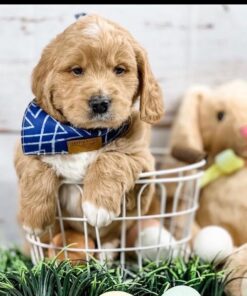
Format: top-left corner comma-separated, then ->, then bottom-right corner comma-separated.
170,86 -> 210,163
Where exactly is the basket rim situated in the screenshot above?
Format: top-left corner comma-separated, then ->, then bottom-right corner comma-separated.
61,148 -> 206,186
141,147 -> 206,178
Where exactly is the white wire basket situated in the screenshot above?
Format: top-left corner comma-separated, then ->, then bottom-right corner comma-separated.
25,148 -> 205,270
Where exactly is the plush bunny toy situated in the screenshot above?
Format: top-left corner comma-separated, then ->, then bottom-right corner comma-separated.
169,80 -> 247,296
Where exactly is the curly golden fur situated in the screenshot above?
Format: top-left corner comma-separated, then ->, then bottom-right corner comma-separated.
14,14 -> 164,246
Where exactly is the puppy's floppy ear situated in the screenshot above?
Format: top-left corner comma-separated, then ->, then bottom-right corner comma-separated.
31,47 -> 53,101
31,45 -> 65,121
134,44 -> 164,124
170,86 -> 210,163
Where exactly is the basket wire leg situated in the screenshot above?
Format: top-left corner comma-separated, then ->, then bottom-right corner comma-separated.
75,185 -> 91,273
36,236 -> 44,261
169,172 -> 184,257
48,227 -> 56,258
56,191 -> 68,259
31,234 -> 41,263
95,227 -> 104,265
181,180 -> 193,244
156,183 -> 167,264
120,194 -> 127,274
182,178 -> 201,258
188,178 -> 200,230
83,217 -> 90,273
137,188 -> 143,270
30,245 -> 37,265
136,184 -> 149,271
30,248 -> 35,263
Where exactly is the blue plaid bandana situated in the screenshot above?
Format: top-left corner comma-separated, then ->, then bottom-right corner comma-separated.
21,101 -> 130,155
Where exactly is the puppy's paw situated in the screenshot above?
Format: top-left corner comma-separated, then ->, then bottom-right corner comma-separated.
22,225 -> 46,236
82,202 -> 116,228
20,205 -> 56,236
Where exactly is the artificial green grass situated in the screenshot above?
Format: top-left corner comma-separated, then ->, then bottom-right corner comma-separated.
0,248 -> 227,296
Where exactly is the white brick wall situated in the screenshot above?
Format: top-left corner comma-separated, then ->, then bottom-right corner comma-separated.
1,5 -> 247,133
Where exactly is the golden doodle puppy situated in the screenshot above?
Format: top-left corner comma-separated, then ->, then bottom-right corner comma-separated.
14,14 -> 164,243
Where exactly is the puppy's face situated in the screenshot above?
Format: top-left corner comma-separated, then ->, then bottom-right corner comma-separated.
32,15 -> 164,128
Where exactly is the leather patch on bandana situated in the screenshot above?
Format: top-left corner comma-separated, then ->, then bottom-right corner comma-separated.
67,137 -> 102,153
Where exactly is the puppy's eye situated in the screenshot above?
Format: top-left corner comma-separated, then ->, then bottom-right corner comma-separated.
113,66 -> 126,76
217,111 -> 225,121
71,67 -> 84,76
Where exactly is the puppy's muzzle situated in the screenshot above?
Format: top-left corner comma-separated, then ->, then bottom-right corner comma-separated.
89,95 -> 111,115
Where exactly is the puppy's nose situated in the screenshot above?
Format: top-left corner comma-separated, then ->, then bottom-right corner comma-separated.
240,126 -> 247,138
89,95 -> 110,114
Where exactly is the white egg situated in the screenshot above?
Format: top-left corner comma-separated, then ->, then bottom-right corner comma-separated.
135,226 -> 178,261
99,292 -> 133,296
162,285 -> 201,296
193,226 -> 233,264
